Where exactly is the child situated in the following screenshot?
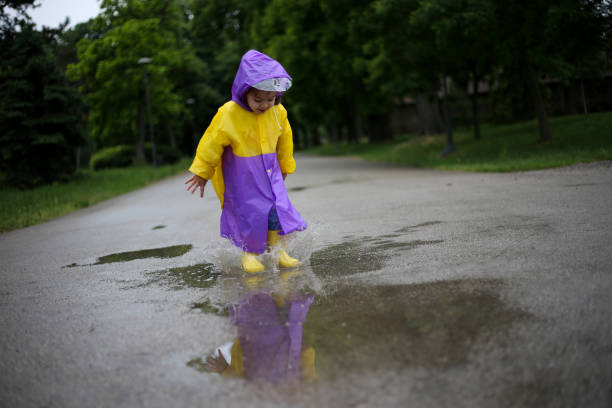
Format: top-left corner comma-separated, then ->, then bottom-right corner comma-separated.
185,50 -> 307,273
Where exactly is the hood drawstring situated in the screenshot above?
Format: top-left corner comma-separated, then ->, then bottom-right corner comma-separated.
272,106 -> 282,131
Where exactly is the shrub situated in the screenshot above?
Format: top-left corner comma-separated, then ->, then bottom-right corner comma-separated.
89,145 -> 135,170
143,143 -> 182,165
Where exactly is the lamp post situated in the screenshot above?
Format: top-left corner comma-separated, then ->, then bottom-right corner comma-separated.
138,57 -> 157,168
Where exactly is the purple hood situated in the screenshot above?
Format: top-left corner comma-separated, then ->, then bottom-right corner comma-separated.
231,50 -> 292,111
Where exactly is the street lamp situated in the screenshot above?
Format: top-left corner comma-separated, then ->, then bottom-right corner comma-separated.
138,57 -> 157,168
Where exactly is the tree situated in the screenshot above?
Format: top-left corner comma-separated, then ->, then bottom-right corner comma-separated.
0,7 -> 86,187
68,0 -> 201,160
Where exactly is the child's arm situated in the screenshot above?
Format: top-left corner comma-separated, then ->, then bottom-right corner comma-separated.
185,174 -> 208,198
186,106 -> 229,198
276,106 -> 296,176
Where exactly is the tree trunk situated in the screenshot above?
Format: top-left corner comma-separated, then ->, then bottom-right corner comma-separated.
165,121 -> 176,148
415,92 -> 443,135
75,146 -> 81,171
311,128 -> 321,147
521,49 -> 552,142
564,79 -> 578,115
471,66 -> 481,141
136,96 -> 146,163
580,80 -> 588,114
440,68 -> 456,155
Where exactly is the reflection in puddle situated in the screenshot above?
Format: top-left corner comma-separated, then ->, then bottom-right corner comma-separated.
303,279 -> 529,379
188,271 -> 528,390
94,244 -> 192,264
189,269 -> 319,387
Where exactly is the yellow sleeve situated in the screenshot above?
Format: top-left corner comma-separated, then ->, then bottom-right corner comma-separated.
221,340 -> 244,378
189,107 -> 230,180
276,105 -> 296,174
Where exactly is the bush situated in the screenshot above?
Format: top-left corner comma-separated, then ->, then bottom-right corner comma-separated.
143,143 -> 182,165
89,145 -> 135,170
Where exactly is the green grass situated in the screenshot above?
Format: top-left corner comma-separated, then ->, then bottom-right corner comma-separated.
305,112 -> 612,172
0,158 -> 192,233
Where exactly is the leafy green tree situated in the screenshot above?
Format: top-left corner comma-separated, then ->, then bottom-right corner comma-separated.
68,0 -> 201,160
0,7 -> 86,187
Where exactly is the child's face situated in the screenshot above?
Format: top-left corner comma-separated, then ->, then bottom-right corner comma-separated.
246,89 -> 277,114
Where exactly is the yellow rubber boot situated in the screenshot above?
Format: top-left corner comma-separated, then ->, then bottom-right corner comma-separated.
267,230 -> 301,268
241,252 -> 265,273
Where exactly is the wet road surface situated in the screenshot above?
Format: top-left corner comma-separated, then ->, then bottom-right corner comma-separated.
1,156 -> 611,407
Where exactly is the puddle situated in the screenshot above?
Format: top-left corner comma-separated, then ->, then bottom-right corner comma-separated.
370,239 -> 444,251
302,279 -> 529,379
192,299 -> 229,316
310,241 -> 385,277
186,357 -> 209,372
288,186 -> 308,192
190,277 -> 528,385
395,221 -> 443,233
94,244 -> 193,264
125,262 -> 221,290
310,237 -> 443,278
152,225 -> 166,230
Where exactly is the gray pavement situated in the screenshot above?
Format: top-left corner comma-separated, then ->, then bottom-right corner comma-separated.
1,155 -> 611,407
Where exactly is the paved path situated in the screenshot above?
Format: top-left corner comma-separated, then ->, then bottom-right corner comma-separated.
1,156 -> 611,407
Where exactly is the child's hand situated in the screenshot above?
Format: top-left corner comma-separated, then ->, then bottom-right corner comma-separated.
205,349 -> 229,373
185,174 -> 208,198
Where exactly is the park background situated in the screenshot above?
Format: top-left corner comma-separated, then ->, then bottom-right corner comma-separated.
1,0 -> 611,231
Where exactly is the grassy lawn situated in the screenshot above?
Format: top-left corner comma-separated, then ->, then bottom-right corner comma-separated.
0,158 -> 192,233
304,112 -> 612,172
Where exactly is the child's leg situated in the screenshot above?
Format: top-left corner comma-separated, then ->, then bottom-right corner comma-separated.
267,230 -> 300,268
241,252 -> 265,273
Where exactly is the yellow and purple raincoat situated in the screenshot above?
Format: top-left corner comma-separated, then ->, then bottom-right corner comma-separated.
189,50 -> 307,254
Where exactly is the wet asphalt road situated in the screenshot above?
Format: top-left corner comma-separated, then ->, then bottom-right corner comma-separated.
1,156 -> 611,408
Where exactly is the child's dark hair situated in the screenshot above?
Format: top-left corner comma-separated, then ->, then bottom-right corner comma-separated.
246,87 -> 282,105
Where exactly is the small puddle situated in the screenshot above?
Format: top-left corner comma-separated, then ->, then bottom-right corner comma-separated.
123,262 -> 221,290
310,241 -> 385,277
310,235 -> 443,278
152,225 -> 166,230
94,244 -> 192,264
288,186 -> 308,192
302,279 -> 529,379
192,299 -> 229,316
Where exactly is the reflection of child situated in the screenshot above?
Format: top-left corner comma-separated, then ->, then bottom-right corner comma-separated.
205,291 -> 316,383
185,50 -> 306,273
